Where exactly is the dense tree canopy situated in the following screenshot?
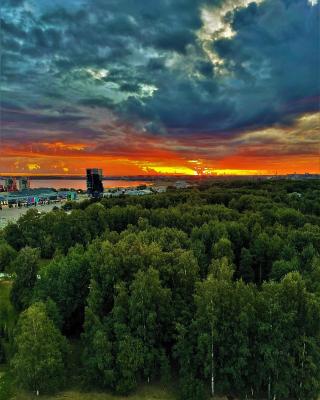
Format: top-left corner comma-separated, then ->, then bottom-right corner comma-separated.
2,179 -> 320,398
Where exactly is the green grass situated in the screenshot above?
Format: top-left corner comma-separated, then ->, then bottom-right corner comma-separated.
9,384 -> 177,400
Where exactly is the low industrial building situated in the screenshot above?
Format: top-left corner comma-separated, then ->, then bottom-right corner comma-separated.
103,187 -> 154,198
0,189 -> 77,207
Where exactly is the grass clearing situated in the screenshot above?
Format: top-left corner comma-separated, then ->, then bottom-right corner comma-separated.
10,384 -> 177,400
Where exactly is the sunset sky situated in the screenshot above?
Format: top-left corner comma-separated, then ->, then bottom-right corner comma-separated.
1,0 -> 319,176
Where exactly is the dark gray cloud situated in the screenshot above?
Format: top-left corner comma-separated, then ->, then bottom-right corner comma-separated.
213,0 -> 320,126
1,0 -> 319,144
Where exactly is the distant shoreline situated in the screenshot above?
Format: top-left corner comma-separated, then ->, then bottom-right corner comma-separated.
0,175 -> 191,181
0,174 -> 319,183
0,174 -> 273,181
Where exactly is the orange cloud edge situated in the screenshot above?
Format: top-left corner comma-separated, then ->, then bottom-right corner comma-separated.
1,153 -> 318,177
1,111 -> 319,177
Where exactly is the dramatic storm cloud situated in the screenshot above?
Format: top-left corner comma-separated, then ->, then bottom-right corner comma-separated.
1,0 -> 319,175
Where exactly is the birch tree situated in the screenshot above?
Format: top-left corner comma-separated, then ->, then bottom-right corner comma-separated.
129,268 -> 172,384
194,259 -> 233,397
11,302 -> 68,395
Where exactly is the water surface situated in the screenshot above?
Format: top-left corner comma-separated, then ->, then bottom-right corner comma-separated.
0,179 -> 150,191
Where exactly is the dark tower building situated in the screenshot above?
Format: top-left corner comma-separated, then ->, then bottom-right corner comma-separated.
86,168 -> 104,197
18,177 -> 30,191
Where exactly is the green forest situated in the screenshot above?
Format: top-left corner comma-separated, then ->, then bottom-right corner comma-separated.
0,179 -> 320,399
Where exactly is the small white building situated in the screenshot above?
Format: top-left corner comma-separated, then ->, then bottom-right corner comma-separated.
126,189 -> 152,196
152,186 -> 167,193
175,180 -> 189,189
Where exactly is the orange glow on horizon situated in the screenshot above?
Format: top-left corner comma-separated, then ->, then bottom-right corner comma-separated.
1,141 -> 319,177
1,111 -> 319,177
0,153 -> 318,177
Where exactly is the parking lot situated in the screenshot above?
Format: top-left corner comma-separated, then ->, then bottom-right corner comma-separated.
0,203 -> 66,229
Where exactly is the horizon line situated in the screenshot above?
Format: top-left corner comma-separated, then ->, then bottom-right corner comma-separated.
1,172 -> 319,178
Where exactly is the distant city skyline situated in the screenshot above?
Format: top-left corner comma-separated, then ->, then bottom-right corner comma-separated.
1,0 -> 319,176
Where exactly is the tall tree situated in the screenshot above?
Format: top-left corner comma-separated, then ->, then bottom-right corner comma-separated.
3,223 -> 24,251
113,283 -> 143,394
35,245 -> 90,335
254,273 -> 320,399
11,302 -> 68,395
82,308 -> 114,388
212,237 -> 234,263
129,268 -> 172,384
279,273 -> 320,400
239,247 -> 254,282
174,322 -> 205,400
0,242 -> 17,272
10,247 -> 39,312
194,260 -> 233,397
